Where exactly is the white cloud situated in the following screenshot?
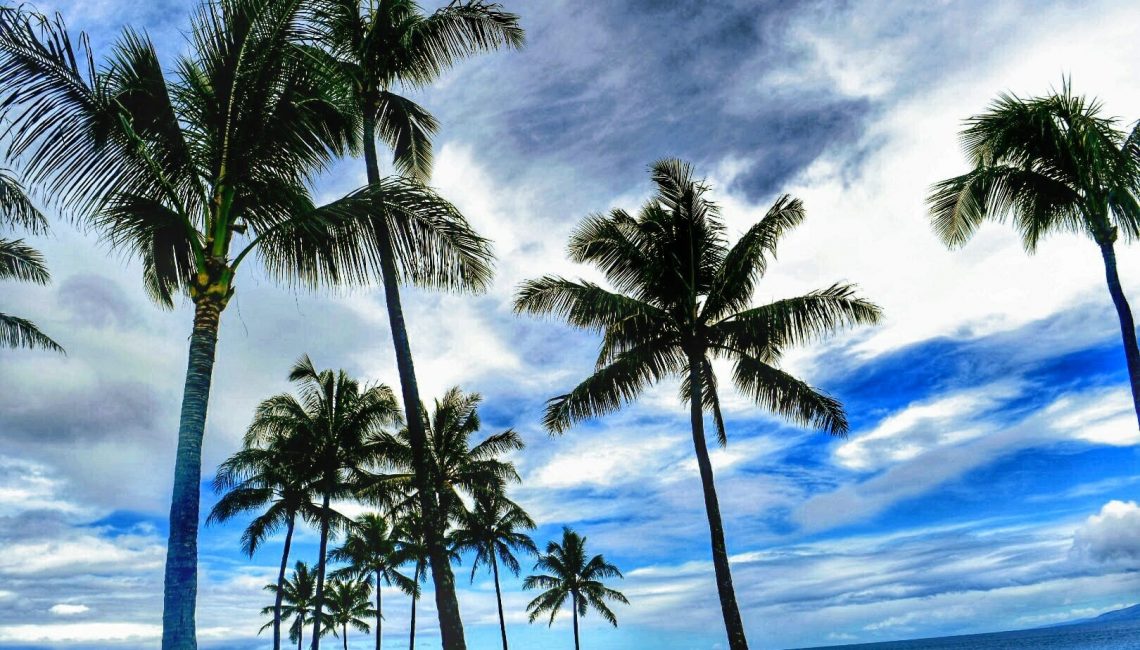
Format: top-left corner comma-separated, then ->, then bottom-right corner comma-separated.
49,604 -> 90,616
1072,501 -> 1140,566
0,622 -> 161,643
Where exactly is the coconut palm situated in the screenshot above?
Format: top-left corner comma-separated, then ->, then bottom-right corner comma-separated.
928,82 -> 1140,426
310,3 -> 523,646
329,513 -> 416,650
389,507 -> 431,650
208,423 -> 323,650
523,527 -> 627,650
370,387 -> 524,525
515,159 -> 882,650
0,5 -> 492,648
262,561 -> 318,650
0,171 -> 62,352
324,577 -> 376,650
244,356 -> 401,649
451,490 -> 537,650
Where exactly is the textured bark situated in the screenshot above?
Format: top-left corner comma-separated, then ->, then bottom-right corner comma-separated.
162,299 -> 222,650
1100,241 -> 1140,427
491,554 -> 508,650
361,113 -> 466,649
571,591 -> 580,650
273,515 -> 297,650
310,493 -> 333,649
375,569 -> 383,650
688,358 -> 749,650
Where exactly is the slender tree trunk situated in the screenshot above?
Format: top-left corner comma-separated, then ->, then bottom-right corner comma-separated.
342,624 -> 348,650
298,619 -> 303,650
162,299 -> 223,650
361,113 -> 466,650
1100,240 -> 1140,427
409,563 -> 420,650
571,591 -> 580,650
688,358 -> 749,650
375,570 -> 383,650
310,492 -> 333,649
274,514 -> 298,650
491,554 -> 508,650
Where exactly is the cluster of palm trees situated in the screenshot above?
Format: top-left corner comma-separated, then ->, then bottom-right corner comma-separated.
210,359 -> 625,650
0,0 -> 1136,648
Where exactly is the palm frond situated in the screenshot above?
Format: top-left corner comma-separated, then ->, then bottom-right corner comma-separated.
0,312 -> 63,352
731,354 -> 847,435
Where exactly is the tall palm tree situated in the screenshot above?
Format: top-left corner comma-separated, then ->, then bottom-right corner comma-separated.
515,159 -> 882,650
0,171 -> 62,352
311,4 -> 523,646
244,356 -> 401,650
208,423 -> 322,650
329,513 -> 416,650
324,577 -> 376,650
523,527 -> 627,650
928,81 -> 1140,426
451,490 -> 537,650
262,561 -> 318,650
0,5 -> 492,648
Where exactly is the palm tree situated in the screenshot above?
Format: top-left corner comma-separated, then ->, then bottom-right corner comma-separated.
451,490 -> 537,650
329,513 -> 416,650
244,356 -> 401,650
389,507 -> 431,650
324,577 -> 376,650
0,171 -> 62,353
514,159 -> 882,650
523,527 -> 627,650
208,423 -> 322,650
262,561 -> 318,650
310,4 -> 523,646
371,387 -> 524,525
0,6 -> 492,648
928,81 -> 1140,426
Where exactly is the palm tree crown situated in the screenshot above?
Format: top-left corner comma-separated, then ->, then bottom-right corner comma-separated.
523,527 -> 627,650
515,159 -> 881,650
262,561 -> 318,650
928,81 -> 1140,426
324,577 -> 376,650
329,513 -> 416,650
0,171 -> 62,353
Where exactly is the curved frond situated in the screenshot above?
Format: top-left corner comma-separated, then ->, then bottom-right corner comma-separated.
731,354 -> 847,435
0,311 -> 63,352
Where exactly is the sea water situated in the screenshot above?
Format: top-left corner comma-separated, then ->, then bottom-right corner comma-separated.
792,617 -> 1140,649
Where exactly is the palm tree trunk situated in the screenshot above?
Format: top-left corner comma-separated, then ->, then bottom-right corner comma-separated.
274,514 -> 297,650
571,591 -> 580,650
1100,241 -> 1140,427
361,112 -> 466,650
375,570 -> 383,650
297,619 -> 303,650
342,623 -> 348,650
162,298 -> 223,650
409,563 -> 420,650
491,553 -> 508,650
310,492 -> 333,649
688,357 -> 749,650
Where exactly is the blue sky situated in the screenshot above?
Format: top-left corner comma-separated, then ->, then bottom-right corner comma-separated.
2,0 -> 1140,649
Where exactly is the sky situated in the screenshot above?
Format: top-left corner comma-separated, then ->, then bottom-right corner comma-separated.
2,0 -> 1140,649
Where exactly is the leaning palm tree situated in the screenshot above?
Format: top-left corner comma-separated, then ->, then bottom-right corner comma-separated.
928,81 -> 1140,426
0,171 -> 62,352
515,159 -> 882,650
0,5 -> 492,648
245,356 -> 402,650
310,4 -> 523,646
208,424 -> 322,650
523,527 -> 627,650
324,577 -> 376,650
262,561 -> 318,650
451,490 -> 537,650
329,513 -> 416,650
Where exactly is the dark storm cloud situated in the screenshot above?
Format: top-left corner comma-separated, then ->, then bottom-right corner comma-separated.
0,379 -> 161,444
422,0 -> 872,204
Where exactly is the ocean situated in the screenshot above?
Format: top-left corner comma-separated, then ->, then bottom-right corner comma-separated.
792,618 -> 1140,649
